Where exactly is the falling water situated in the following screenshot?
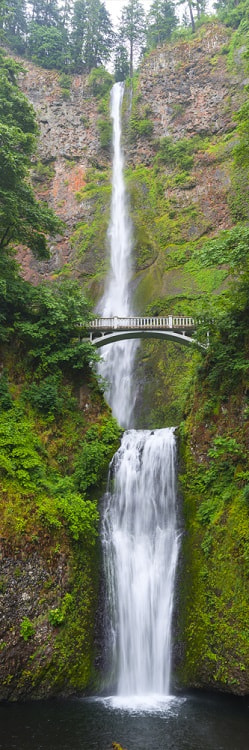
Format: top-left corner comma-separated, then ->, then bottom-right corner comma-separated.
98,82 -> 138,428
100,83 -> 179,702
103,429 -> 179,698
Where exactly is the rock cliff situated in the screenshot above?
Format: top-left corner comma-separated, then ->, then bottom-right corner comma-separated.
3,20 -> 249,698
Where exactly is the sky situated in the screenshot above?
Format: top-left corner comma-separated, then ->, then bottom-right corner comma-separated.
104,0 -> 153,28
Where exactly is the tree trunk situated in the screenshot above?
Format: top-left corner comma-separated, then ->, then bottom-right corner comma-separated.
130,39 -> 133,78
187,0 -> 195,33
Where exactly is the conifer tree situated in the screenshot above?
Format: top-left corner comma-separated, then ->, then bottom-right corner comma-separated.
0,0 -> 27,51
114,41 -> 130,82
71,0 -> 113,72
0,50 -> 61,257
146,0 -> 177,48
119,0 -> 145,77
28,0 -> 60,26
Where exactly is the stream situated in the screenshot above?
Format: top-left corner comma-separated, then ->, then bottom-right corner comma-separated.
0,693 -> 249,750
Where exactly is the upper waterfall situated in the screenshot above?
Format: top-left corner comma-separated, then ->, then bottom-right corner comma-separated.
98,82 -> 138,428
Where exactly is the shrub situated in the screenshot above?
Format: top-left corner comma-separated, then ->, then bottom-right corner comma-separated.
24,375 -> 63,415
88,67 -> 113,98
98,118 -> 112,149
0,372 -> 13,411
20,617 -> 35,641
49,594 -> 73,627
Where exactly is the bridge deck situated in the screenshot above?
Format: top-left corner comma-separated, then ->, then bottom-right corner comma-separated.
89,316 -> 196,331
83,316 -> 207,351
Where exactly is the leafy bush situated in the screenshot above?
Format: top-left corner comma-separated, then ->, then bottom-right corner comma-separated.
24,375 -> 64,415
15,279 -> 96,376
73,417 -> 121,493
98,118 -> 112,149
155,136 -> 195,171
20,617 -> 35,641
0,409 -> 45,488
0,372 -> 13,411
88,67 -> 113,98
59,73 -> 71,91
195,225 -> 249,273
49,593 -> 73,627
131,118 -> 154,138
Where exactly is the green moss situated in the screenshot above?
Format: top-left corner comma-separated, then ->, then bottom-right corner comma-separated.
72,169 -> 111,275
178,381 -> 249,693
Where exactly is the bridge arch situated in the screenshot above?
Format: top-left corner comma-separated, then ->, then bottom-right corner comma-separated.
89,329 -> 207,351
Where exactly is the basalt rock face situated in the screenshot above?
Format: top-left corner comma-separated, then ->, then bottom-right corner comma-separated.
133,25 -> 241,146
0,548 -> 70,700
120,25 -> 247,429
15,24 -> 246,296
14,58 -> 106,285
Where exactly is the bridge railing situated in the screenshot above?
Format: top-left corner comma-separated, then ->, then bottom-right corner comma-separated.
89,316 -> 196,330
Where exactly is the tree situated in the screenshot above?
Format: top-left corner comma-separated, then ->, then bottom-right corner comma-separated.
114,41 -> 130,82
16,280 -> 96,374
119,0 -> 146,77
0,0 -> 27,51
146,0 -> 177,48
0,51 -> 61,259
27,22 -> 70,69
71,0 -> 113,72
28,0 -> 60,26
177,0 -> 196,32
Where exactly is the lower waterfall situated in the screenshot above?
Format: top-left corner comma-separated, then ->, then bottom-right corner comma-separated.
102,428 -> 179,697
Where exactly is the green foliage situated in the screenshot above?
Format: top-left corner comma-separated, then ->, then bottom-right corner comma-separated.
20,617 -> 35,641
118,0 -> 146,77
0,50 -> 62,258
146,0 -> 177,49
49,593 -> 73,626
0,409 -> 45,488
178,396 -> 249,691
15,279 -> 96,376
32,160 -> 56,184
59,73 -> 72,91
88,67 -> 113,97
72,170 -> 111,271
196,225 -> 249,273
74,418 -> 121,492
0,372 -> 13,412
114,42 -> 129,82
131,117 -> 154,139
155,136 -> 197,171
216,0 -> 249,30
28,23 -> 69,70
71,0 -> 114,73
98,118 -> 112,149
23,375 -> 64,415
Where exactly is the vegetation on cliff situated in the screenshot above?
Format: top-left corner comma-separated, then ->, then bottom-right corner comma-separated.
1,0 -> 249,701
0,51 -> 121,699
175,16 -> 249,692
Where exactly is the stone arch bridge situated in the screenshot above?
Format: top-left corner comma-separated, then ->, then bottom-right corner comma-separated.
85,316 -> 208,351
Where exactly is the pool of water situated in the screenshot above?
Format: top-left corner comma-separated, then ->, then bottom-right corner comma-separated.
0,692 -> 249,750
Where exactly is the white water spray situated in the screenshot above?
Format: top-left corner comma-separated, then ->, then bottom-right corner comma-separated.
103,429 -> 179,698
99,83 -> 179,703
98,82 -> 138,428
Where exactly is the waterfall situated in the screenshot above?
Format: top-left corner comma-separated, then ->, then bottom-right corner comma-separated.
103,429 -> 179,697
99,83 -> 179,702
98,82 -> 138,429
